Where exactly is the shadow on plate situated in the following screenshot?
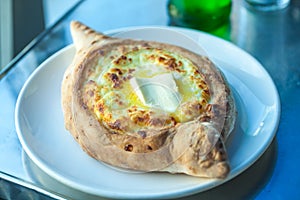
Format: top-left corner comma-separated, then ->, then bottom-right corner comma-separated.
22,138 -> 277,200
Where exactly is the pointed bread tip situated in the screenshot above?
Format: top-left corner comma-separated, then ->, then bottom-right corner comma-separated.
70,21 -> 108,51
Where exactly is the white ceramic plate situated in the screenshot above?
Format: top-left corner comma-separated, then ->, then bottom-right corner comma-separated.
15,27 -> 280,199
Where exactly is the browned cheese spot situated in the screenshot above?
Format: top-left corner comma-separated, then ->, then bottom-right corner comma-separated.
124,144 -> 133,152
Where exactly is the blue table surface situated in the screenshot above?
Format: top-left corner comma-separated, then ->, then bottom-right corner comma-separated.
0,0 -> 299,199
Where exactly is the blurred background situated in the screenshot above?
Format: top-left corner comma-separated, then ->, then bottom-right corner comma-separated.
0,0 -> 80,69
0,0 -> 236,70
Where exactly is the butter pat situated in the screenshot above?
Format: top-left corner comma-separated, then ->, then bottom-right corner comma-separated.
130,73 -> 182,112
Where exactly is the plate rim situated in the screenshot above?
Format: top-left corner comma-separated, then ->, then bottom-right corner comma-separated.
15,25 -> 281,199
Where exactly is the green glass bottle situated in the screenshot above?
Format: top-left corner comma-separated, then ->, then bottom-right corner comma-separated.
167,0 -> 232,32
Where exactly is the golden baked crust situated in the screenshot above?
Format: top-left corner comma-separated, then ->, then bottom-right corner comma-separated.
61,21 -> 236,178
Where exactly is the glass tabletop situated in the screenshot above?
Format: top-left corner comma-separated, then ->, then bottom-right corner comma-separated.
0,0 -> 299,199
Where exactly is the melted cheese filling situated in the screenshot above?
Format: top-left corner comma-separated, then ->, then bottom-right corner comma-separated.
83,47 -> 210,134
